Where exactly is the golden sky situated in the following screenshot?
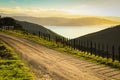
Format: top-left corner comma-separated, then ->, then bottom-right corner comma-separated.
0,0 -> 120,17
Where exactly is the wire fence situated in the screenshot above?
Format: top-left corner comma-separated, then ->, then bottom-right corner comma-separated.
38,30 -> 120,62
1,26 -> 120,63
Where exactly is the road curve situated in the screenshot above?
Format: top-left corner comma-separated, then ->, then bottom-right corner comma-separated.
0,34 -> 120,80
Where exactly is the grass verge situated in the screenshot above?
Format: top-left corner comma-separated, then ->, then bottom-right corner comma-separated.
0,39 -> 35,80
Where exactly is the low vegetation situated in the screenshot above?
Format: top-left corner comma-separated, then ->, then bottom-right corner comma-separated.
0,39 -> 34,80
0,29 -> 120,70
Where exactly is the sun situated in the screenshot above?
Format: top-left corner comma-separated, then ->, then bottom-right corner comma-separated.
65,9 -> 81,15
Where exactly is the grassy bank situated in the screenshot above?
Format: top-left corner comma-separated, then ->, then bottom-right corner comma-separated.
0,30 -> 120,70
0,39 -> 34,80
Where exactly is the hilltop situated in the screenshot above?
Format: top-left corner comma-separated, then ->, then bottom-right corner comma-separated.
0,17 -> 23,30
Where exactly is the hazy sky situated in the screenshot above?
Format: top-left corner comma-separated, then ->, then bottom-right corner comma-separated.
0,0 -> 120,17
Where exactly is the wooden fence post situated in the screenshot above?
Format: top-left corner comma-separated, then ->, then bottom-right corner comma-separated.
68,38 -> 70,48
86,40 -> 89,54
102,44 -> 104,58
78,40 -> 80,50
64,38 -> 66,47
73,39 -> 75,50
43,33 -> 45,39
94,42 -> 96,56
106,44 -> 109,59
90,41 -> 92,55
66,38 -> 68,46
112,45 -> 115,62
41,32 -> 42,38
62,37 -> 64,47
83,41 -> 86,53
98,43 -> 100,57
77,39 -> 79,50
80,40 -> 82,50
39,31 -> 40,37
48,34 -> 50,41
55,36 -> 57,44
26,30 -> 28,35
118,46 -> 120,62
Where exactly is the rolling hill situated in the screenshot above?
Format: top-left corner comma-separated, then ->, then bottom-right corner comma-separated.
13,16 -> 120,26
0,17 -> 63,39
0,17 -> 23,30
18,21 -> 62,38
71,25 -> 120,57
75,25 -> 120,45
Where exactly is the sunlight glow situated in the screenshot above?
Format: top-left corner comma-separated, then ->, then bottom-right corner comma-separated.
65,10 -> 81,15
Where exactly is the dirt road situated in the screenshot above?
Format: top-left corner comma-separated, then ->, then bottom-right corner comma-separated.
0,34 -> 120,80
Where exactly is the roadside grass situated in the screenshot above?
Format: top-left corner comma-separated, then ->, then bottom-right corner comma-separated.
0,39 -> 35,80
1,30 -> 120,70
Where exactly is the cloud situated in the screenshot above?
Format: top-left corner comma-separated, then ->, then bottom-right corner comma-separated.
0,0 -> 120,18
0,7 -> 75,17
0,0 -> 120,17
10,0 -> 17,3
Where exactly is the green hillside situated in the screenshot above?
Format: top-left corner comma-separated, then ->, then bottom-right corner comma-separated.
71,25 -> 120,61
0,17 -> 63,39
18,21 -> 63,39
0,40 -> 34,80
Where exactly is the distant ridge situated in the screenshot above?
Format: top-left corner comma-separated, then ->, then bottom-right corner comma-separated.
13,16 -> 120,26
